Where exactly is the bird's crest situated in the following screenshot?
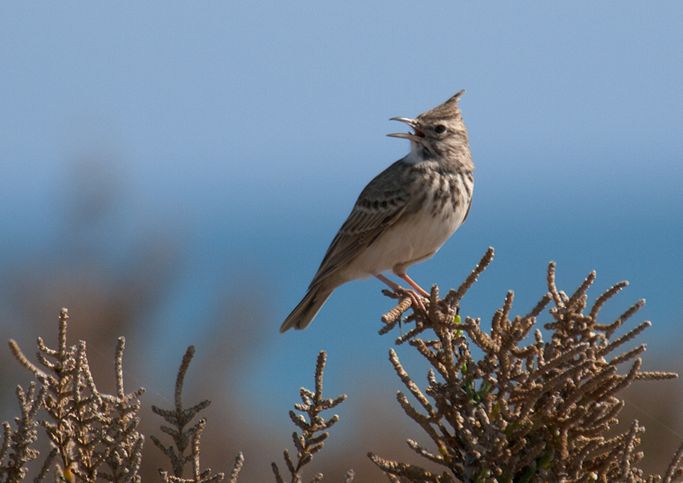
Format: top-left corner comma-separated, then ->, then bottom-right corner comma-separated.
419,89 -> 465,120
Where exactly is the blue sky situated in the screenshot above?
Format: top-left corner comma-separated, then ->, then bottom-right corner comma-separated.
1,0 -> 682,429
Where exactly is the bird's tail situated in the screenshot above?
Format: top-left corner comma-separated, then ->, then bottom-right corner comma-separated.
280,285 -> 333,333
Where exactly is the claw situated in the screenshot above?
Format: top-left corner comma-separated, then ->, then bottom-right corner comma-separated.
375,273 -> 427,314
405,290 -> 427,314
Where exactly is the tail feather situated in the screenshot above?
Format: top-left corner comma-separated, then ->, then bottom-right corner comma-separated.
280,286 -> 333,333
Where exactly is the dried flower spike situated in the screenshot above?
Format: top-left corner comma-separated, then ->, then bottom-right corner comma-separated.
272,351 -> 349,482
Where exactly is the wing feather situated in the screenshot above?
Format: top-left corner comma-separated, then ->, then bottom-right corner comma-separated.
309,161 -> 410,286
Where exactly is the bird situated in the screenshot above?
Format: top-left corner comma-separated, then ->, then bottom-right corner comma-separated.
280,90 -> 474,332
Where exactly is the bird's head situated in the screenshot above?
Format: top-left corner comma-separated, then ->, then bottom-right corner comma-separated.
388,90 -> 468,159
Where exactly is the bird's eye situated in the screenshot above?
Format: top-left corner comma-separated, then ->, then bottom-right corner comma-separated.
434,124 -> 447,134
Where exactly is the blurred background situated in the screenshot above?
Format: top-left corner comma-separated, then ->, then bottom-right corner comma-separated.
1,0 -> 682,480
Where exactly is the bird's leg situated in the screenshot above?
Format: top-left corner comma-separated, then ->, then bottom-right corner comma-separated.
375,274 -> 427,314
397,273 -> 430,298
375,274 -> 401,292
375,273 -> 427,313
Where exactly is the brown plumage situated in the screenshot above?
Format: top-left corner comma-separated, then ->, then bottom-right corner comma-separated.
281,90 -> 474,332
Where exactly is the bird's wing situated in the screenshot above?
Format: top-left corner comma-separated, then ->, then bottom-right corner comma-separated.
309,161 -> 410,286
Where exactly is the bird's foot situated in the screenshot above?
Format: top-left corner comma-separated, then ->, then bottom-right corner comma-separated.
403,289 -> 427,314
375,274 -> 428,313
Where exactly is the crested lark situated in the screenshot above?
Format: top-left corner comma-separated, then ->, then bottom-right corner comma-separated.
281,90 -> 474,332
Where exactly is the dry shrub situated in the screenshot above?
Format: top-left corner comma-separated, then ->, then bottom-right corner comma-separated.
371,248 -> 682,482
2,248 -> 682,482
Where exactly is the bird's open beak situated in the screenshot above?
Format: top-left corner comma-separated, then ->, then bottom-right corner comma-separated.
387,117 -> 424,142
390,116 -> 417,125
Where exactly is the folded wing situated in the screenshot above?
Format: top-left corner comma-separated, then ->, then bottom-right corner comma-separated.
309,161 -> 410,286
